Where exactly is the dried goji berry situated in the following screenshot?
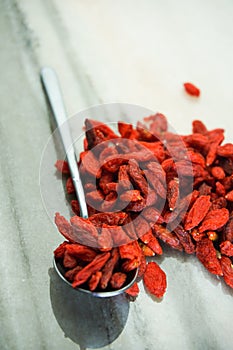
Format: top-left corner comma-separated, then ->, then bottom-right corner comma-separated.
110,272 -> 127,289
55,213 -> 75,243
71,200 -> 80,216
85,119 -> 118,149
184,134 -> 208,149
137,141 -> 166,163
210,197 -> 227,210
143,262 -> 167,298
55,160 -> 70,174
198,208 -> 229,232
217,143 -> 233,157
65,265 -> 83,281
144,170 -> 166,198
98,227 -> 113,251
167,178 -> 179,211
137,252 -> 147,279
80,150 -> 102,179
99,172 -> 114,192
125,282 -> 140,297
140,229 -> 163,255
226,190 -> 233,202
120,190 -> 143,203
220,256 -> 233,288
215,181 -> 226,197
144,113 -> 168,134
106,225 -> 131,246
63,250 -> 77,269
66,177 -> 75,194
89,271 -> 102,291
183,82 -> 200,97
184,195 -> 211,231
122,258 -> 140,272
211,166 -> 225,180
196,238 -> 223,275
153,224 -> 183,251
136,121 -> 157,142
100,248 -> 119,289
54,241 -> 69,259
139,243 -> 155,256
65,244 -> 98,262
118,121 -> 133,138
222,212 -> 233,242
72,252 -> 110,288
119,241 -> 141,260
118,165 -> 132,190
70,216 -> 99,246
220,241 -> 233,257
174,226 -> 195,254
128,159 -> 148,196
141,207 -> 164,225
192,120 -> 207,134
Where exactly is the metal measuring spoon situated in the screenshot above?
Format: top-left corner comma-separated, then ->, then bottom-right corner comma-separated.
40,67 -> 138,297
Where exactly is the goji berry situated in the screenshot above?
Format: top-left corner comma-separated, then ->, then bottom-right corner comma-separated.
118,122 -> 133,138
153,224 -> 183,251
198,208 -> 229,232
184,82 -> 200,97
65,243 -> 98,261
223,213 -> 233,242
220,241 -> 233,257
143,262 -> 167,298
55,160 -> 70,174
125,282 -> 140,297
184,195 -> 211,231
226,190 -> 233,202
211,166 -> 225,180
217,143 -> 233,157
54,241 -> 69,259
140,229 -> 163,255
196,238 -> 223,275
119,241 -> 141,260
100,248 -> 119,289
65,265 -> 83,282
72,252 -> 110,288
110,272 -> 127,289
66,177 -> 75,194
192,120 -> 207,134
220,256 -> 233,288
144,113 -> 168,134
89,271 -> 102,291
63,250 -> 77,269
71,200 -> 80,216
174,226 -> 195,254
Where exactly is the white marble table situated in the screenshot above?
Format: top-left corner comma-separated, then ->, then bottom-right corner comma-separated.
1,1 -> 233,349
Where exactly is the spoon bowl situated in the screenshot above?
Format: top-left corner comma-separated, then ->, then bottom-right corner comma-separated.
54,256 -> 138,297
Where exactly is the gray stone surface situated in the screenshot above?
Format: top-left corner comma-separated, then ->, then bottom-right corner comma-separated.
0,1 -> 233,349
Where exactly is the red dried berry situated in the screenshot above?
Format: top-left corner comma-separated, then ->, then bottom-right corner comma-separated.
184,195 -> 211,231
143,262 -> 167,298
220,256 -> 233,288
196,238 -> 223,276
184,82 -> 200,97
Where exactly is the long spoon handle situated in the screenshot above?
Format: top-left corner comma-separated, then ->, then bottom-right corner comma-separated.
41,67 -> 88,218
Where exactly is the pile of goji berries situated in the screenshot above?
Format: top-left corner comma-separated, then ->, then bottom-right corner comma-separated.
54,114 -> 233,299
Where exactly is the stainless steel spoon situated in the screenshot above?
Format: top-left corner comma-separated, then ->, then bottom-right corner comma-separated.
40,67 -> 138,297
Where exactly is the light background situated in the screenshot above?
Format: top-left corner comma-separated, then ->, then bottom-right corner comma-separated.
0,1 -> 233,349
